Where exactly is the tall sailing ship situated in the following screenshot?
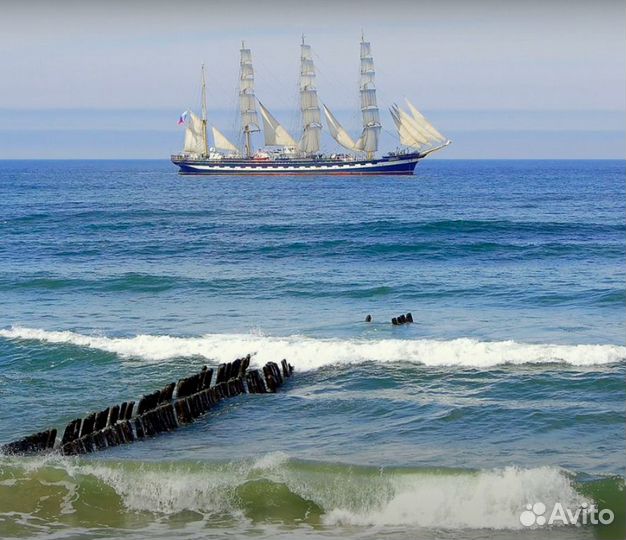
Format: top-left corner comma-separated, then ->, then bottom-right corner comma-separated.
171,35 -> 450,175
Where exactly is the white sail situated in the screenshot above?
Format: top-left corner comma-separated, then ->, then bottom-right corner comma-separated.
322,104 -> 358,152
395,105 -> 431,143
211,126 -> 239,153
405,99 -> 446,143
396,105 -> 430,145
240,43 -> 260,156
183,111 -> 206,155
390,106 -> 425,150
298,38 -> 322,155
257,101 -> 297,147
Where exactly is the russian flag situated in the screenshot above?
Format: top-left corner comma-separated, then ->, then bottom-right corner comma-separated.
177,110 -> 188,125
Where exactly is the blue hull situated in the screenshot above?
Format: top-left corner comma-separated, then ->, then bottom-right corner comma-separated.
171,154 -> 421,175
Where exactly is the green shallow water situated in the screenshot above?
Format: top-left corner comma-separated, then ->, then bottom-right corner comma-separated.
1,456 -> 624,539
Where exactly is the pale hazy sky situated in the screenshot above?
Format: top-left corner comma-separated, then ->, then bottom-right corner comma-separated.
0,0 -> 624,158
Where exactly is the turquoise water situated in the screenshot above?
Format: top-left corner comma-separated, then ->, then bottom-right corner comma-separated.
0,159 -> 624,539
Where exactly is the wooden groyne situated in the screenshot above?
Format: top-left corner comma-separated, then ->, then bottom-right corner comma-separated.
392,312 -> 413,325
1,356 -> 294,456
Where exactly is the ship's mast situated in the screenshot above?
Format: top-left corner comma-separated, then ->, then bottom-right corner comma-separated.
201,63 -> 208,157
239,41 -> 260,158
358,33 -> 381,160
298,35 -> 322,156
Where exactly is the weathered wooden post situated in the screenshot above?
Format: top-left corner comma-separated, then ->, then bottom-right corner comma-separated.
80,413 -> 96,438
108,405 -> 120,426
215,364 -> 226,384
61,418 -> 81,446
125,401 -> 135,420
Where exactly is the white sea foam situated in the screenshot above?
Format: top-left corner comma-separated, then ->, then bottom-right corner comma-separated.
1,326 -> 624,369
98,463 -> 587,529
1,456 -> 591,530
79,463 -> 239,515
323,466 -> 587,529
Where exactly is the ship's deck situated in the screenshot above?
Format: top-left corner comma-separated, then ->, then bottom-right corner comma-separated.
170,152 -> 421,167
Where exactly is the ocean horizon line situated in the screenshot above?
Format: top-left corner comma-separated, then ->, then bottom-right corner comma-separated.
1,157 -> 624,162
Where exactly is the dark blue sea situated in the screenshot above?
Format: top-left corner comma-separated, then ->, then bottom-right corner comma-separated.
0,159 -> 624,539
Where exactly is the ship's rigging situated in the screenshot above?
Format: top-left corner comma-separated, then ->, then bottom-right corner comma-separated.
178,35 -> 450,161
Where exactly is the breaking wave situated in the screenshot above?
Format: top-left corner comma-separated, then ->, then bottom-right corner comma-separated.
1,454 -> 622,531
1,326 -> 624,369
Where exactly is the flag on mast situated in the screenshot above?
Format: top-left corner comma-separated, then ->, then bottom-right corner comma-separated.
177,111 -> 189,125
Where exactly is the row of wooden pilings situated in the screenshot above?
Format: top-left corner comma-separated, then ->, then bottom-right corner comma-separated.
392,312 -> 413,325
1,356 -> 294,456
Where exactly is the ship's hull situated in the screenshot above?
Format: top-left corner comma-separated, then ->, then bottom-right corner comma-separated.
171,153 -> 421,175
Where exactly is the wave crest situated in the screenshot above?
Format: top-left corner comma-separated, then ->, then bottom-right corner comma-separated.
1,326 -> 624,369
1,456 -> 617,530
